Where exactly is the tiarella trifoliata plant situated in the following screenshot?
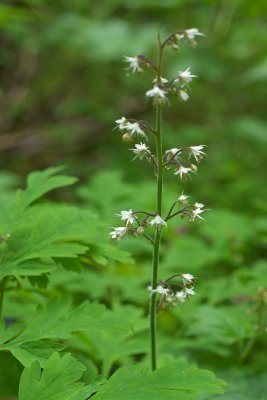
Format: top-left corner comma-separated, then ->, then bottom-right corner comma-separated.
110,28 -> 206,371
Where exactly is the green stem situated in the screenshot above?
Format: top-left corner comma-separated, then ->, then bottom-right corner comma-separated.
149,38 -> 164,370
150,228 -> 161,370
0,277 -> 8,319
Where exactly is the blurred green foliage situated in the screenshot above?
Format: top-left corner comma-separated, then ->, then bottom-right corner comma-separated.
0,0 -> 266,214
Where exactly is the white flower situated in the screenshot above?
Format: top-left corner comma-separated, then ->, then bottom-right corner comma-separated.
123,56 -> 142,73
176,287 -> 195,302
165,148 -> 181,160
153,76 -> 168,84
146,86 -> 168,104
190,207 -> 206,222
150,215 -> 167,227
184,287 -> 196,296
185,28 -> 204,41
131,142 -> 150,160
194,202 -> 204,209
125,122 -> 147,139
174,165 -> 194,180
149,285 -> 170,297
189,145 -> 206,162
116,209 -> 135,225
176,290 -> 187,303
181,273 -> 195,285
179,89 -> 190,101
176,67 -> 197,84
115,119 -> 147,140
109,227 -> 128,240
178,193 -> 189,204
115,116 -> 127,130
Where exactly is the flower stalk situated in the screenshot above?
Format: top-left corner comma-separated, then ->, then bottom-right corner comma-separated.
149,38 -> 165,370
111,27 -> 205,372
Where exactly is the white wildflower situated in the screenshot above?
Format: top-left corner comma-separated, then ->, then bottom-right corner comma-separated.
165,148 -> 181,160
116,209 -> 135,225
146,86 -> 168,104
150,215 -> 167,227
123,56 -> 142,73
115,116 -> 127,130
184,287 -> 196,297
131,142 -> 150,160
189,145 -> 206,162
176,287 -> 195,302
181,273 -> 195,285
185,28 -> 204,41
179,89 -> 190,101
190,207 -> 206,222
109,227 -> 128,241
153,76 -> 168,84
194,202 -> 204,209
149,285 -> 170,297
176,67 -> 197,84
174,165 -> 194,180
125,122 -> 147,139
176,290 -> 187,303
178,193 -> 189,204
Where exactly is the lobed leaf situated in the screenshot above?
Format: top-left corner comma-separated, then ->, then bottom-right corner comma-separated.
93,359 -> 226,400
18,352 -> 99,400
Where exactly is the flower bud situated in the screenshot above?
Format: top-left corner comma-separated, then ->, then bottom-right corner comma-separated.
190,164 -> 198,172
136,226 -> 145,235
122,133 -> 133,143
174,33 -> 184,41
179,89 -> 189,101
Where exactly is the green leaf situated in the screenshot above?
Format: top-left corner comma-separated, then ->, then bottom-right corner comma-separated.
0,298 -> 106,366
186,305 -> 254,356
18,352 -> 98,400
7,297 -> 105,344
77,170 -> 134,224
76,304 -> 148,377
19,166 -> 78,209
0,352 -> 22,396
94,243 -> 134,265
0,205 -> 101,279
11,340 -> 65,368
93,359 -> 226,400
0,167 -> 77,232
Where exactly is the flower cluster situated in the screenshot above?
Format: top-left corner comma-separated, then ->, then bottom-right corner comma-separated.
143,66 -> 198,104
148,273 -> 196,308
124,29 -> 204,77
109,209 -> 168,242
166,194 -> 208,223
109,197 -> 208,242
165,27 -> 204,49
115,117 -> 148,141
164,145 -> 206,180
123,28 -> 204,104
115,117 -> 207,176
